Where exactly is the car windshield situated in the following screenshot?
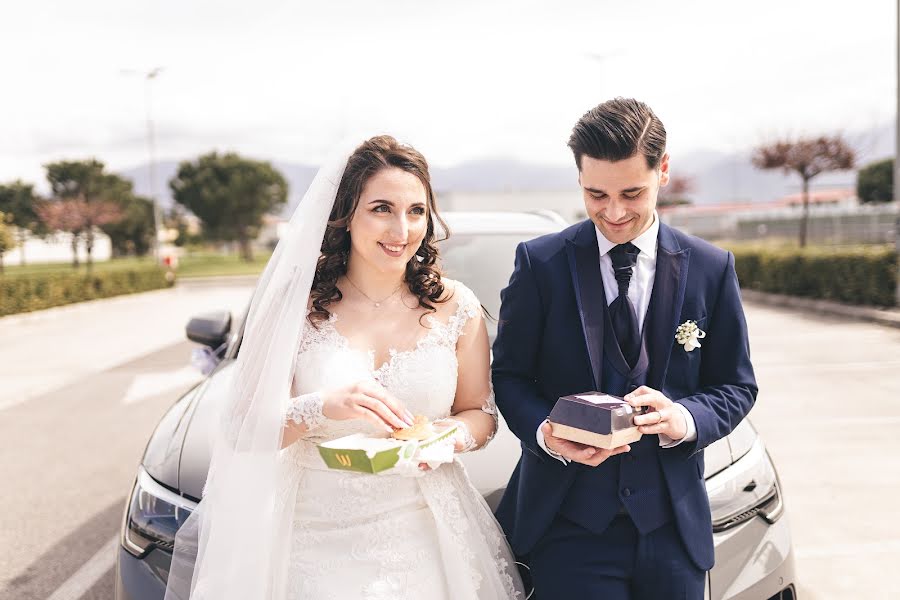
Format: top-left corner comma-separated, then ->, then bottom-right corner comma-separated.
229,225 -> 556,356
437,232 -> 534,341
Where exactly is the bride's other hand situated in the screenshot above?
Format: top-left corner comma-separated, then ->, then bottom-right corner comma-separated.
321,381 -> 414,432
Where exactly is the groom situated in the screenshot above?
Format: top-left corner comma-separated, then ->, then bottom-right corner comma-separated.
492,98 -> 757,598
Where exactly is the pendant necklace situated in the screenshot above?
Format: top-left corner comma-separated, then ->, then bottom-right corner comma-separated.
345,276 -> 404,308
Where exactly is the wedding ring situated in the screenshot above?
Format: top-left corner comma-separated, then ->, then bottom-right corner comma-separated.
655,412 -> 663,425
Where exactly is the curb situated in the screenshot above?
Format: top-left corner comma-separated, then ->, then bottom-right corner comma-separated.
0,286 -> 177,327
0,276 -> 256,326
176,274 -> 260,287
741,289 -> 900,329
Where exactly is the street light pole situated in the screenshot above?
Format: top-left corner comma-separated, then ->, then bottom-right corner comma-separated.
145,67 -> 164,263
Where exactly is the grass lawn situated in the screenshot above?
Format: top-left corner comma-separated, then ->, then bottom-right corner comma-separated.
1,252 -> 272,279
1,256 -> 157,276
177,251 -> 272,278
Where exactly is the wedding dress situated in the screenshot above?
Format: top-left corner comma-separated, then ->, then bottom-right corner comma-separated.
279,282 -> 524,600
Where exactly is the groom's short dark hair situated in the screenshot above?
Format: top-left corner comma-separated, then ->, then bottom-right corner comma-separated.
568,97 -> 667,171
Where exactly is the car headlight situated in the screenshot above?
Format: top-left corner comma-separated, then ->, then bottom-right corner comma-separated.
706,439 -> 785,532
121,467 -> 195,557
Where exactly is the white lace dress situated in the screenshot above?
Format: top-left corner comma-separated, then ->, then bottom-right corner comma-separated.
280,284 -> 524,600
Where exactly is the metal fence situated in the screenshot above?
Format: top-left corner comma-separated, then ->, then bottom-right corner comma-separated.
662,203 -> 900,246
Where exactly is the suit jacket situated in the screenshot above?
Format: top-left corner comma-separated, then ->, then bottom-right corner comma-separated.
491,218 -> 758,571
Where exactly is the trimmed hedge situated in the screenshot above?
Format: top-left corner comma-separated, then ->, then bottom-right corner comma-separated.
729,245 -> 898,307
0,267 -> 173,317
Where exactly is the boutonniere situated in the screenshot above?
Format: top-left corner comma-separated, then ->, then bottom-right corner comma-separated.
675,320 -> 706,352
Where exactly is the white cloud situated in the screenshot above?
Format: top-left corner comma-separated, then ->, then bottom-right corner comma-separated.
0,0 -> 894,186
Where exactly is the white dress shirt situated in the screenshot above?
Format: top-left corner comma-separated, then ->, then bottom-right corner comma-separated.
537,213 -> 697,464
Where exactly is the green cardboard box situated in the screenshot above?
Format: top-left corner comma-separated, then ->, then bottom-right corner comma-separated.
317,423 -> 458,474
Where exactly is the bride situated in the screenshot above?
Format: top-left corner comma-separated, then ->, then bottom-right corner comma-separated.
165,135 -> 525,600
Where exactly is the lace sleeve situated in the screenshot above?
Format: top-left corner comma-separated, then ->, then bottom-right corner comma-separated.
284,392 -> 327,431
446,283 -> 483,347
441,282 -> 497,452
440,389 -> 499,453
479,388 -> 499,448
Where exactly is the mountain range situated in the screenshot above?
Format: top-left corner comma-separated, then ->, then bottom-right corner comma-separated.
119,121 -> 893,217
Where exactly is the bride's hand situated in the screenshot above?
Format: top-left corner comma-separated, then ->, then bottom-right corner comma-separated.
320,381 -> 414,432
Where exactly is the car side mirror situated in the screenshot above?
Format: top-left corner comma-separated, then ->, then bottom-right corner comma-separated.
186,311 -> 232,349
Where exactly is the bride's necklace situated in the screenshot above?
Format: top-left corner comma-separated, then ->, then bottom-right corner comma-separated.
344,275 -> 404,308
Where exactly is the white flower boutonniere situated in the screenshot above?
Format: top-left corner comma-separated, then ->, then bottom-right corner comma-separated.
675,320 -> 706,352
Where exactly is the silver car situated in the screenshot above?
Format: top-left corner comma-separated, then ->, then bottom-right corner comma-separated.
116,211 -> 797,600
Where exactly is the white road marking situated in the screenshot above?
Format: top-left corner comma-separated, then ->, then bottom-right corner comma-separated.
796,539 -> 900,559
45,536 -> 117,600
0,283 -> 251,413
122,365 -> 204,405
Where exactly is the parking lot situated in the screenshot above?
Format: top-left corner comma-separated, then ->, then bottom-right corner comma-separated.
742,304 -> 900,598
1,283 -> 898,599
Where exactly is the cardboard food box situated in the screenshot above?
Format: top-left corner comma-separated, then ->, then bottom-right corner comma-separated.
548,392 -> 645,449
317,423 -> 458,474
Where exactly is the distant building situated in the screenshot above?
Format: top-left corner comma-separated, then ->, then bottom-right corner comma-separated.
1,228 -> 113,266
242,187 -> 892,250
257,213 -> 286,250
660,189 -> 898,245
777,188 -> 857,209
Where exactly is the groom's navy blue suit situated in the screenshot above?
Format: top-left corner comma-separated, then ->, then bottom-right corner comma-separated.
492,219 -> 757,597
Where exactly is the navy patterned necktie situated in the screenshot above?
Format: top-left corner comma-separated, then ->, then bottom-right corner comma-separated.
608,242 -> 641,369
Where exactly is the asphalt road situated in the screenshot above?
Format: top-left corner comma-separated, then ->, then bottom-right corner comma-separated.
0,285 -> 898,599
0,339 -> 201,600
0,282 -> 253,600
744,304 -> 900,599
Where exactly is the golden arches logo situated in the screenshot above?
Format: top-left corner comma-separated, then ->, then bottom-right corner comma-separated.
335,453 -> 352,467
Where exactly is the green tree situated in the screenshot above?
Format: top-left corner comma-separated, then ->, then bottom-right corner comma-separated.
0,180 -> 45,266
42,159 -> 128,268
92,173 -> 155,257
857,158 -> 893,204
100,194 -> 156,257
170,152 -> 288,261
0,211 -> 15,273
752,135 -> 855,247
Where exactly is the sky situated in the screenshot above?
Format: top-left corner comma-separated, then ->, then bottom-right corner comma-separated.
0,0 -> 894,190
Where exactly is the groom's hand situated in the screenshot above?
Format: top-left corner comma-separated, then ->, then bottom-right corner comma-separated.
626,386 -> 688,441
540,422 -> 631,467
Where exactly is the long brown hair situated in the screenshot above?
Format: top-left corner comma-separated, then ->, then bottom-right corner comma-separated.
308,135 -> 450,325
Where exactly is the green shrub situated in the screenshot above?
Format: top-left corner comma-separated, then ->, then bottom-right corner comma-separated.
857,158 -> 893,204
0,266 -> 172,317
729,244 -> 897,307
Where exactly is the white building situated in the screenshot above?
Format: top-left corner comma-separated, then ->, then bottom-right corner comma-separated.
1,228 -> 112,266
659,189 -> 899,245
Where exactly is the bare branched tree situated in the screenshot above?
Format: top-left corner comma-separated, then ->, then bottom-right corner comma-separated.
658,174 -> 694,208
752,135 -> 855,247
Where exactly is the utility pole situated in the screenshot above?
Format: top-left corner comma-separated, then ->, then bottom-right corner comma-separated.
122,67 -> 165,262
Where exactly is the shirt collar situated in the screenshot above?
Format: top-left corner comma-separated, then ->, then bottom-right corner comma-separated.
594,212 -> 660,260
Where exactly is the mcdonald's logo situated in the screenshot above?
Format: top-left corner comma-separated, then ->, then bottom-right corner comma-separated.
336,453 -> 352,467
